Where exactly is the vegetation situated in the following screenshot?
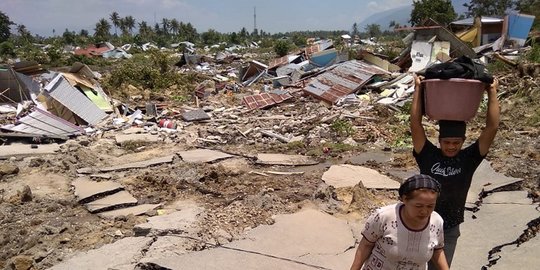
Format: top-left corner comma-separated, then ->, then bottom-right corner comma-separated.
410,0 -> 456,26
464,0 -> 516,17
0,10 -> 13,43
273,39 -> 291,57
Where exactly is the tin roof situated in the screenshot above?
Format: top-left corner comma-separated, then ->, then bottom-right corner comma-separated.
303,60 -> 389,104
44,75 -> 107,125
5,107 -> 83,136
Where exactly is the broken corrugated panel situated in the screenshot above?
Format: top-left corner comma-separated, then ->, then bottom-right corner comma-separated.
5,107 -> 83,136
303,60 -> 389,104
242,92 -> 293,110
44,75 -> 107,125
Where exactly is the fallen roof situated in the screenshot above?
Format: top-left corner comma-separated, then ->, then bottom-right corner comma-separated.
303,60 -> 389,104
2,107 -> 83,137
44,74 -> 107,125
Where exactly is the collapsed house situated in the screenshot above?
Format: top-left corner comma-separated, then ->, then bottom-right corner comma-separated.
0,62 -> 113,140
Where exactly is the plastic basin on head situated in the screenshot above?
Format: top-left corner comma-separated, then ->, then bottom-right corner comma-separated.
422,78 -> 486,121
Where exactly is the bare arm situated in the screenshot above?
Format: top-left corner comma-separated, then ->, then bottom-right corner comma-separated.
410,74 -> 426,154
350,237 -> 376,270
430,248 -> 449,270
478,78 -> 500,156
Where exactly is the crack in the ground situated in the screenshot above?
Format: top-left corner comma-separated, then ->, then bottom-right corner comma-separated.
482,210 -> 540,269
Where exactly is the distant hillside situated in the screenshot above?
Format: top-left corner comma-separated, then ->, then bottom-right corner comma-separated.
358,0 -> 469,31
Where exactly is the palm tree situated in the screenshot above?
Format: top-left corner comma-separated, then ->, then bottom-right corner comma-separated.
16,24 -> 31,43
124,16 -> 136,36
161,18 -> 170,36
110,11 -> 120,36
170,19 -> 180,36
94,18 -> 111,41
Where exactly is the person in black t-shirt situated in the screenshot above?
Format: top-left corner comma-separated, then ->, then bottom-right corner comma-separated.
410,75 -> 500,268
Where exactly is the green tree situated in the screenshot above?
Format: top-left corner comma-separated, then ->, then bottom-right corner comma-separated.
464,0 -> 516,17
0,41 -> 16,58
170,19 -> 180,37
0,10 -> 13,43
351,22 -> 360,37
94,18 -> 111,41
16,24 -> 33,44
62,28 -> 75,44
110,11 -> 120,36
273,39 -> 290,57
201,29 -> 221,45
410,0 -> 456,26
365,24 -> 382,38
124,16 -> 136,36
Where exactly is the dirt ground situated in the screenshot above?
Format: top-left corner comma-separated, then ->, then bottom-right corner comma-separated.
0,70 -> 538,269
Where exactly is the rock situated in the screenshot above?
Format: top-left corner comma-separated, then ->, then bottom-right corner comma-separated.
6,255 -> 34,270
20,185 -> 33,203
28,157 -> 46,168
0,162 -> 19,179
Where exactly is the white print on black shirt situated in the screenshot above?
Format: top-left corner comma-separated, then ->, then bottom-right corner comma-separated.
431,162 -> 462,177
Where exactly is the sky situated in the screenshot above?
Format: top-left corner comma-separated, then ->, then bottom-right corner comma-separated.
1,0 -> 413,37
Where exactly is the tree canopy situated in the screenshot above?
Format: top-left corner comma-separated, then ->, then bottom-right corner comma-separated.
464,0 -> 516,17
410,0 -> 457,26
0,10 -> 14,43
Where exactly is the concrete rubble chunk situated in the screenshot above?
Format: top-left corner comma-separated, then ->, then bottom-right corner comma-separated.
467,160 -> 523,207
99,155 -> 175,172
255,153 -> 318,166
72,177 -> 124,203
182,109 -> 210,122
134,203 -> 203,236
0,143 -> 60,158
178,149 -> 233,163
85,190 -> 138,213
115,134 -> 161,144
98,204 -> 162,219
48,237 -> 153,270
141,208 -> 357,270
322,164 -> 400,189
452,191 -> 538,270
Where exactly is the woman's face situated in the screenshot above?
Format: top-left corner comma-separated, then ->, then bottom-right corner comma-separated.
402,190 -> 438,223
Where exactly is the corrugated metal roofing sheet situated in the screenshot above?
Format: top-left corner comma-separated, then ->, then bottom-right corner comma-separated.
44,75 -> 107,125
5,107 -> 83,136
243,92 -> 293,110
303,60 -> 389,104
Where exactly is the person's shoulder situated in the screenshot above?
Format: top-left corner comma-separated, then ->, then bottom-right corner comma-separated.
431,211 -> 444,225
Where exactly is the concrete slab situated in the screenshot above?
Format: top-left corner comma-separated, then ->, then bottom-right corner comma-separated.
115,134 -> 160,144
182,109 -> 210,122
490,234 -> 540,270
322,164 -> 400,189
134,204 -> 203,236
255,153 -> 318,166
467,160 -> 523,206
386,168 -> 417,183
142,208 -> 356,270
85,190 -> 138,213
140,246 -> 317,270
141,236 -> 193,260
178,149 -> 233,163
346,151 -> 392,165
0,143 -> 60,158
99,155 -> 175,172
452,191 -> 538,270
48,237 -> 153,270
98,204 -> 161,219
72,177 -> 123,203
482,190 -> 531,204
